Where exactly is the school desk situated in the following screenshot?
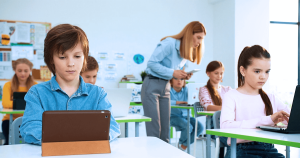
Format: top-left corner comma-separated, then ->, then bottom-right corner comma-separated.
0,137 -> 194,158
197,111 -> 216,158
206,128 -> 300,158
115,114 -> 151,137
0,108 -> 24,145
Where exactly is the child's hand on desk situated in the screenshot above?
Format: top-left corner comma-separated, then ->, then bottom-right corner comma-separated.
176,101 -> 188,104
271,110 -> 290,124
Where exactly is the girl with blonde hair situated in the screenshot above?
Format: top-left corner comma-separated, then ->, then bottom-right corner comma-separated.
141,21 -> 206,142
2,58 -> 37,145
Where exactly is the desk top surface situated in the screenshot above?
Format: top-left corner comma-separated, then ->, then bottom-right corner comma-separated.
197,111 -> 216,116
0,137 -> 193,158
0,108 -> 24,114
171,105 -> 194,109
206,128 -> 300,148
115,114 -> 151,123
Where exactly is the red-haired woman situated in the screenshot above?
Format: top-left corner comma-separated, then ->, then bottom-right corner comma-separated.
141,21 -> 206,143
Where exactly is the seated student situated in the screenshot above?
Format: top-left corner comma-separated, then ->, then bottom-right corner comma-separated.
199,61 -> 231,111
20,24 -> 120,145
170,77 -> 204,151
2,58 -> 37,145
80,56 -> 98,85
220,45 -> 290,158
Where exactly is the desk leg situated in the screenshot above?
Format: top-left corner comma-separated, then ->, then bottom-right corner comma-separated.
125,123 -> 128,137
231,138 -> 237,158
9,114 -> 13,145
187,109 -> 190,154
286,146 -> 290,158
135,122 -> 139,137
206,116 -> 211,158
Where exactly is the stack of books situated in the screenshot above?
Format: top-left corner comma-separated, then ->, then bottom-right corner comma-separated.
121,74 -> 138,82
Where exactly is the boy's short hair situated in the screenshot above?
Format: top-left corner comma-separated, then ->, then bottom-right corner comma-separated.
80,56 -> 99,74
44,24 -> 89,75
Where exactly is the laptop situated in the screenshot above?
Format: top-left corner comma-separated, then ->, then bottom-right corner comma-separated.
42,110 -> 110,143
13,92 -> 27,110
105,88 -> 132,117
256,85 -> 300,133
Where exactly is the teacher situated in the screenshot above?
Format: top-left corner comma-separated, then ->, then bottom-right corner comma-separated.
141,21 -> 206,142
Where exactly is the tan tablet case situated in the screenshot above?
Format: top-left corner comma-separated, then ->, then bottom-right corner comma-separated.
42,110 -> 111,156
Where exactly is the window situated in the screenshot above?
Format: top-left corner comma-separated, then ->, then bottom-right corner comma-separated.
269,0 -> 299,107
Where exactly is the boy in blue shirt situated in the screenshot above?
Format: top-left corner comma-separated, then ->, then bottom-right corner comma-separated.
20,24 -> 120,145
170,77 -> 204,151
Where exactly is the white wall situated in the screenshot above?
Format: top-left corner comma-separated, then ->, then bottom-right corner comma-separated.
0,0 -> 215,88
212,0 -> 236,88
212,0 -> 270,89
235,0 -> 270,90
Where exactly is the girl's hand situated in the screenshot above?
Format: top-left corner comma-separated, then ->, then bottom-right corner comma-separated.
185,73 -> 193,80
271,110 -> 290,124
173,70 -> 187,79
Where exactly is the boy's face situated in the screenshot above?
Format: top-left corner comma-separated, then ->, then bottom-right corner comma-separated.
53,42 -> 84,83
81,69 -> 98,85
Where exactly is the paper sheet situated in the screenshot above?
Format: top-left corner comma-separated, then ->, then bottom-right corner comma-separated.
34,24 -> 46,48
11,45 -> 34,60
15,23 -> 30,43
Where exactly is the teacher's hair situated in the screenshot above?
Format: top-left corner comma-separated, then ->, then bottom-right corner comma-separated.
161,21 -> 206,65
237,45 -> 273,116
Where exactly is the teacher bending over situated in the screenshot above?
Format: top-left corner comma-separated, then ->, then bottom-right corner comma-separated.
141,21 -> 206,142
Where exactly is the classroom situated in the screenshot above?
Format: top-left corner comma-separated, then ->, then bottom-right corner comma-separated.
0,0 -> 299,158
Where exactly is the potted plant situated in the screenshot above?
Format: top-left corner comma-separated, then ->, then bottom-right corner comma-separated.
140,71 -> 147,81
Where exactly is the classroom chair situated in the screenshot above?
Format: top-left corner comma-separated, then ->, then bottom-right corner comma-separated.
212,111 -> 226,158
170,125 -> 181,145
192,102 -> 206,157
11,117 -> 25,145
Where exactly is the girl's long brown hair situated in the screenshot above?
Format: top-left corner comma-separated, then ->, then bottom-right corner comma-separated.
161,21 -> 206,65
11,58 -> 35,100
206,61 -> 224,105
237,45 -> 273,116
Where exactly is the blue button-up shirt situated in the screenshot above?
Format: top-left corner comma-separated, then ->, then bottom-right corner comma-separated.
146,37 -> 187,80
170,86 -> 191,117
20,76 -> 120,145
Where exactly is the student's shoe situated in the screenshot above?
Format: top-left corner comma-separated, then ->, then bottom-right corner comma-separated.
177,143 -> 187,151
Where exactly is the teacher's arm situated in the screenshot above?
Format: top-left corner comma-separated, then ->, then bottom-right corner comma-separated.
147,40 -> 175,79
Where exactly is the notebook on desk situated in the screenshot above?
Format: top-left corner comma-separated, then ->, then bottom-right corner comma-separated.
13,92 -> 27,110
42,110 -> 111,156
256,85 -> 300,134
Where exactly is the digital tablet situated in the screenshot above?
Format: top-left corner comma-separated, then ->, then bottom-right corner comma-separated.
186,69 -> 200,74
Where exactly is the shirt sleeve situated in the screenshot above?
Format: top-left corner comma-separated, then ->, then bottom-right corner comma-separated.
220,92 -> 274,129
97,89 -> 121,141
20,87 -> 44,145
147,39 -> 175,79
2,82 -> 13,109
198,87 -> 213,110
270,93 -> 291,125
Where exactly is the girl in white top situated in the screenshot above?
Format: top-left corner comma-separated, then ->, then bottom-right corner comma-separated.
220,45 -> 290,158
199,61 -> 231,111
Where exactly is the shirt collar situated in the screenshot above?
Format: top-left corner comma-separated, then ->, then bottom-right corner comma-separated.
171,87 -> 184,94
50,76 -> 89,96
